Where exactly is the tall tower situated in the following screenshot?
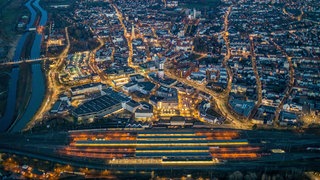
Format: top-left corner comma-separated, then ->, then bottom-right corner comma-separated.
193,8 -> 196,19
131,23 -> 135,39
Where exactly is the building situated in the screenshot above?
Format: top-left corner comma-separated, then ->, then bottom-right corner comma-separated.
170,116 -> 186,126
156,86 -> 177,98
111,77 -> 130,87
71,83 -> 103,96
135,102 -> 154,121
122,81 -> 156,95
124,100 -> 141,113
50,101 -> 62,113
72,95 -> 122,121
229,99 -> 255,117
135,109 -> 153,121
130,74 -> 145,82
150,86 -> 179,116
157,98 -> 179,110
279,111 -> 298,126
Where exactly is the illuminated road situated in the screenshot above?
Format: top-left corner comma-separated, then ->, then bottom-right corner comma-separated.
269,39 -> 295,124
88,37 -> 106,83
249,35 -> 262,119
222,5 -> 233,97
112,4 -> 134,68
282,7 -> 304,21
163,5 -> 250,129
25,27 -> 71,130
164,67 -> 250,129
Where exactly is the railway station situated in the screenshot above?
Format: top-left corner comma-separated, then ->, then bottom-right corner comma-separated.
59,129 -> 261,166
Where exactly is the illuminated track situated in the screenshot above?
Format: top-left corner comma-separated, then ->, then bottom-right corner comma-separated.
2,129 -> 319,171
211,153 -> 260,159
72,140 -> 249,147
209,146 -> 261,152
63,147 -> 135,153
57,130 -> 262,165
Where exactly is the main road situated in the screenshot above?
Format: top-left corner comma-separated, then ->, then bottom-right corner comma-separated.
248,35 -> 263,119
24,27 -> 71,131
269,39 -> 295,124
112,3 -> 137,69
222,5 -> 233,97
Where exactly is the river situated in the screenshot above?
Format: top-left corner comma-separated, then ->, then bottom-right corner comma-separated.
0,0 -> 47,132
0,0 -> 35,132
10,0 -> 47,133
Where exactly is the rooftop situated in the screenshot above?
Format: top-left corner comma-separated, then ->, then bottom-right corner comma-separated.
73,95 -> 121,116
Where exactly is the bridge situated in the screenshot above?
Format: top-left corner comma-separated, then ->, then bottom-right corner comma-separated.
0,56 -> 66,66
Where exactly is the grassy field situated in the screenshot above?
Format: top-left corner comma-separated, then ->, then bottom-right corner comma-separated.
0,0 -> 29,41
12,31 -> 34,121
14,63 -> 32,121
0,0 -> 29,117
0,0 -> 29,61
0,69 -> 10,117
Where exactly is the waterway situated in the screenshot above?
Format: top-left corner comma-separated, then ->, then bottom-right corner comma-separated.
0,0 -> 47,132
0,0 -> 35,132
10,0 -> 47,133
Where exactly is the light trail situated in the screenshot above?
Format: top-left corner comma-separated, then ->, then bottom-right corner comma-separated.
209,146 -> 261,152
58,130 -> 262,163
59,150 -> 127,159
63,147 -> 135,153
211,153 -> 259,159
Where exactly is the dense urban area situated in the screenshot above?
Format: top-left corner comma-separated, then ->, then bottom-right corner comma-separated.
0,0 -> 320,179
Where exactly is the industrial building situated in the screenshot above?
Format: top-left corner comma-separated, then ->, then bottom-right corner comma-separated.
70,83 -> 103,95
72,95 -> 122,120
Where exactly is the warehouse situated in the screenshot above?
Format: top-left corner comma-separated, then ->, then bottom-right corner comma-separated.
72,94 -> 122,120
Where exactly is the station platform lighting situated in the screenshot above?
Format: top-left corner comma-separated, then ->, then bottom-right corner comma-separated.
59,130 -> 260,166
